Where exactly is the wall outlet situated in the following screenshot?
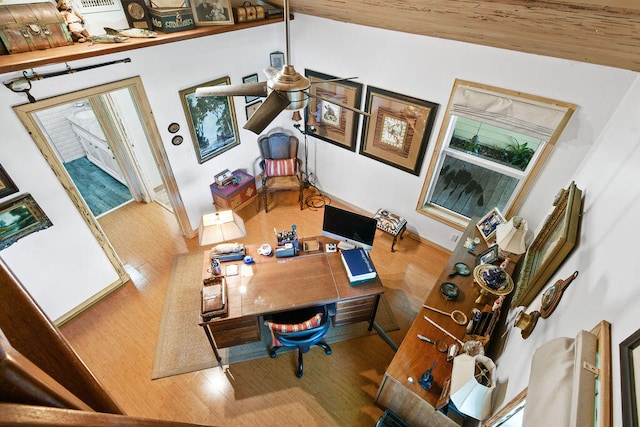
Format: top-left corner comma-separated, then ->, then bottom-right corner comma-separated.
449,233 -> 460,243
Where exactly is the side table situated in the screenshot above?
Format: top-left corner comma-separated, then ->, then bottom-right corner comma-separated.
374,208 -> 407,252
209,169 -> 258,212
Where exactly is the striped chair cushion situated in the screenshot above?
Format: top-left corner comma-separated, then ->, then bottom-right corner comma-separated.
265,158 -> 296,177
265,312 -> 323,346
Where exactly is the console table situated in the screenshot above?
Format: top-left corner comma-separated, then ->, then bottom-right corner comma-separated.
198,237 -> 385,362
375,221 -> 517,426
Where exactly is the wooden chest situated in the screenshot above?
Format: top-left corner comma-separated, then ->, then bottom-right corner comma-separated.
210,169 -> 257,211
233,2 -> 264,23
0,3 -> 73,55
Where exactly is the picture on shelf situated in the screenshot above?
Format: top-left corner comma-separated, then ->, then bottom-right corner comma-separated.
476,207 -> 505,243
192,0 -> 234,25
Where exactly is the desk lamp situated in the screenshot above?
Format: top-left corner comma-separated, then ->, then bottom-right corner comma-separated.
495,216 -> 527,268
198,210 -> 247,247
449,354 -> 496,420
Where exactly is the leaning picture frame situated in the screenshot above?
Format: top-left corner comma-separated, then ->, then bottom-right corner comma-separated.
304,69 -> 363,152
476,244 -> 500,266
242,73 -> 260,103
0,193 -> 53,250
0,164 -> 18,199
179,76 -> 240,164
476,207 -> 505,243
360,86 -> 438,175
513,181 -> 583,306
621,327 -> 640,427
191,0 -> 234,26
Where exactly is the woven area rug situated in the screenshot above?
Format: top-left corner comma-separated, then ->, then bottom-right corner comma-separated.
152,252 -> 399,380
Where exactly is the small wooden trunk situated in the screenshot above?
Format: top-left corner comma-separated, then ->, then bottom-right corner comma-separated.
0,3 -> 73,55
148,7 -> 195,33
210,169 -> 257,211
233,2 -> 264,23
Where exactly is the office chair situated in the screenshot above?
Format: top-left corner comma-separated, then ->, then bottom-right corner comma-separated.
264,304 -> 336,378
257,131 -> 304,213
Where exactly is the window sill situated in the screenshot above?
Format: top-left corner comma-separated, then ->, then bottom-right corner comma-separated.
0,17 -> 284,75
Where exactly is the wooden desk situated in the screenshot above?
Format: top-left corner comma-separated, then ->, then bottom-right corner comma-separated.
199,237 -> 385,362
375,222 -> 517,426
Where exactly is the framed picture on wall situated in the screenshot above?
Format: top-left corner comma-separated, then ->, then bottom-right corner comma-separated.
0,193 -> 53,250
0,164 -> 18,199
179,76 -> 240,164
360,86 -> 438,175
270,51 -> 284,70
242,73 -> 260,103
304,69 -> 363,152
245,100 -> 262,120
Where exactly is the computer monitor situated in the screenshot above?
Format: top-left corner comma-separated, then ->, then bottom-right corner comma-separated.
322,205 -> 377,251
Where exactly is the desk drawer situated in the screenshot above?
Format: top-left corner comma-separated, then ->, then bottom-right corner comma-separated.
205,317 -> 261,348
334,295 -> 377,326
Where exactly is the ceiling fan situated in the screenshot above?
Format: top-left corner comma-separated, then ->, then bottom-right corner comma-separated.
194,0 -> 368,135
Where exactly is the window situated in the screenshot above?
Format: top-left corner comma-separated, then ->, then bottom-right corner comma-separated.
416,80 -> 576,229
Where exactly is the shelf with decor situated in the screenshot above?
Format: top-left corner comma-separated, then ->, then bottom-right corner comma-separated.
0,16 -> 285,75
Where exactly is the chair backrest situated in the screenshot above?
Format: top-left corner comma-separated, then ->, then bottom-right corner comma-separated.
258,132 -> 299,160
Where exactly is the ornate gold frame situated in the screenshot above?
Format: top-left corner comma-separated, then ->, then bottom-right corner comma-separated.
513,181 -> 583,307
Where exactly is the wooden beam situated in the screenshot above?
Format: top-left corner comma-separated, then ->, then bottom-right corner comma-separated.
278,0 -> 640,71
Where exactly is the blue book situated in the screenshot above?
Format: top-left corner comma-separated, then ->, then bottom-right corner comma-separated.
340,248 -> 377,283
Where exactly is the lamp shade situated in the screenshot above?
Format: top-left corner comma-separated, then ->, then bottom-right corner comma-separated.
495,216 -> 528,255
450,354 -> 496,420
198,210 -> 246,246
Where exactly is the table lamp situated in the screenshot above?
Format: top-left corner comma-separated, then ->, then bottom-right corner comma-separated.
495,216 -> 527,268
198,210 -> 247,246
449,354 -> 496,420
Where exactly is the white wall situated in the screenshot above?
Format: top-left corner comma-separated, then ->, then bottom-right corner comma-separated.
494,75 -> 640,425
0,24 -> 283,320
0,23 -> 638,426
289,15 -> 636,251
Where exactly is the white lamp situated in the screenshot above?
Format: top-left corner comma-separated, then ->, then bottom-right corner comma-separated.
198,210 -> 247,246
450,354 -> 496,420
495,216 -> 527,268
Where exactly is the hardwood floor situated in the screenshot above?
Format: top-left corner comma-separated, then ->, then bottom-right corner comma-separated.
60,191 -> 450,427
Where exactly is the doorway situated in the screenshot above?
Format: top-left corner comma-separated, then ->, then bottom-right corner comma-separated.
13,77 -> 192,285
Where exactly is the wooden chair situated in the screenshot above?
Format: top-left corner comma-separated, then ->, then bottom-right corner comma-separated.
257,131 -> 304,212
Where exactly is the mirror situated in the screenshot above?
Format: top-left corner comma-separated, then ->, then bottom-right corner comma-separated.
13,77 -> 191,282
416,79 -> 576,229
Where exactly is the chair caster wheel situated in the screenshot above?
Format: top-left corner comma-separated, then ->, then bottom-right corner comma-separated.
296,371 -> 303,378
270,351 -> 277,358
325,349 -> 332,355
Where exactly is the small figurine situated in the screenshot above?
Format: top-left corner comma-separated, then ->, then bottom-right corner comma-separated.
57,0 -> 91,43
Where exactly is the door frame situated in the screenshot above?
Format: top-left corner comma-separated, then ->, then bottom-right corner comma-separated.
13,77 -> 193,299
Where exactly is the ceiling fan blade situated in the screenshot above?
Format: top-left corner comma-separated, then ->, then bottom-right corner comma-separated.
195,82 -> 268,98
244,90 -> 291,134
307,92 -> 371,117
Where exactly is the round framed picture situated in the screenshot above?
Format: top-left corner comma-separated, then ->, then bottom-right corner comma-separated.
168,122 -> 180,134
171,135 -> 183,146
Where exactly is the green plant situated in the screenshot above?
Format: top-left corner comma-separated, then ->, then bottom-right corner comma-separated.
504,139 -> 534,170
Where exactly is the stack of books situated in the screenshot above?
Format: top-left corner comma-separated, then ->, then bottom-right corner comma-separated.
340,247 -> 377,285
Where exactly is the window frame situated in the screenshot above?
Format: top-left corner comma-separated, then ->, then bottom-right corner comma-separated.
416,80 -> 576,230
